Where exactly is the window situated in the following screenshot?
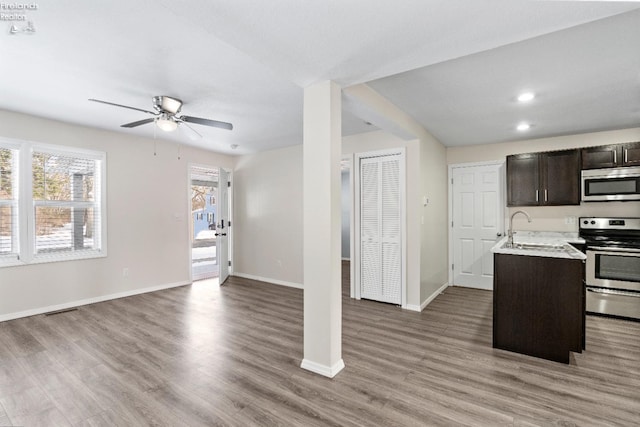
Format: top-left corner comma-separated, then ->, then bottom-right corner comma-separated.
0,138 -> 106,267
0,145 -> 18,259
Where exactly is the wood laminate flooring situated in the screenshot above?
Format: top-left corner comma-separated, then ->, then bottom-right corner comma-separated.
1,262 -> 639,426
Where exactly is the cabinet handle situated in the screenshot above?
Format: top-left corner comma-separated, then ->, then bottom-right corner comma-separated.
613,150 -> 617,164
624,148 -> 628,163
535,190 -> 539,202
544,189 -> 548,202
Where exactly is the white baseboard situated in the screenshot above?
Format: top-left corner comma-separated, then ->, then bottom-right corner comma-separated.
452,283 -> 493,291
404,303 -> 421,312
300,358 -> 345,378
0,281 -> 190,323
405,282 -> 450,312
233,272 -> 303,290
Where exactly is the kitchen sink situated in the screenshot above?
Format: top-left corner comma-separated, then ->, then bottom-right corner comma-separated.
492,233 -> 587,260
501,242 -> 568,252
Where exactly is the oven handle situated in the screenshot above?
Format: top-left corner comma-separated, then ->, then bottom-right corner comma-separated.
587,288 -> 640,298
587,246 -> 640,254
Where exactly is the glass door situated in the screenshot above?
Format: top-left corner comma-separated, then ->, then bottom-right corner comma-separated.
190,165 -> 219,281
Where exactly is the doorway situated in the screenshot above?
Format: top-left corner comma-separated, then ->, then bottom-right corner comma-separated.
190,165 -> 219,281
341,156 -> 355,298
449,161 -> 505,290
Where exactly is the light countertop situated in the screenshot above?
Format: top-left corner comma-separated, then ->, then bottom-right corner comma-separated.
491,231 -> 586,260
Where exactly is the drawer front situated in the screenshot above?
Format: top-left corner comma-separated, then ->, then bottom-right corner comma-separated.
586,287 -> 640,320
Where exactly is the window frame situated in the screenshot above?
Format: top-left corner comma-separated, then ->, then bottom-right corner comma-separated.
0,140 -> 21,262
0,137 -> 107,267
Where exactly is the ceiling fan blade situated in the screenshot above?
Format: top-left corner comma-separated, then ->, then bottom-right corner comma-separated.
178,122 -> 202,140
180,115 -> 233,131
121,118 -> 156,128
89,98 -> 157,115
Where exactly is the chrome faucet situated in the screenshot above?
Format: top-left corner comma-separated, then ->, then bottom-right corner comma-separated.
507,210 -> 532,247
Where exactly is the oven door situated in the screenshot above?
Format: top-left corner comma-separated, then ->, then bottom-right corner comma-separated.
586,247 -> 640,292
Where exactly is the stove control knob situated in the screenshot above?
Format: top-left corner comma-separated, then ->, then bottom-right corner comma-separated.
591,220 -> 596,225
583,220 -> 588,225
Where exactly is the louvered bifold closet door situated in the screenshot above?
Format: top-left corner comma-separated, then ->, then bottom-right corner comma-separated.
360,158 -> 381,301
359,154 -> 402,305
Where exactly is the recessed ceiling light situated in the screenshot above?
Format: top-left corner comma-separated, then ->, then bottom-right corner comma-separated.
517,123 -> 531,131
517,92 -> 535,102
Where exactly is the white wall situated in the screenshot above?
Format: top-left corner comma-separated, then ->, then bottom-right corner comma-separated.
447,127 -> 640,231
232,144 -> 303,287
419,131 -> 449,307
0,109 -> 233,320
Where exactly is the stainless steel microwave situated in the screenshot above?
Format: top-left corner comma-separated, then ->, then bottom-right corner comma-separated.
582,166 -> 640,202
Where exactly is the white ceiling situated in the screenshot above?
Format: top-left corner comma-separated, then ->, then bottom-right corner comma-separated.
1,1 -> 639,155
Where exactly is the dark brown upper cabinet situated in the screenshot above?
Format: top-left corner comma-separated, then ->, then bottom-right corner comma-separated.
542,150 -> 581,205
507,149 -> 580,206
507,153 -> 539,206
581,141 -> 640,169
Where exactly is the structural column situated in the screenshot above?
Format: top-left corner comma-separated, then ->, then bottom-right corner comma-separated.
301,80 -> 344,378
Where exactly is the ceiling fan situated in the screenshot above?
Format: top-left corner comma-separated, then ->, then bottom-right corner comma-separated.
88,96 -> 233,139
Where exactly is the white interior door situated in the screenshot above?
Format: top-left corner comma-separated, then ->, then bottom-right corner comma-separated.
358,153 -> 403,305
217,168 -> 230,285
451,163 -> 504,290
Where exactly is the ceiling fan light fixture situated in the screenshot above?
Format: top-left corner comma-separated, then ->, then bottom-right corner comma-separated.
517,92 -> 535,102
156,115 -> 178,132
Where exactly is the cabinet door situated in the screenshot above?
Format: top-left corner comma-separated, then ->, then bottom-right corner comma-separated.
493,254 -> 584,364
622,141 -> 640,167
542,149 -> 580,205
507,153 -> 539,206
581,144 -> 621,169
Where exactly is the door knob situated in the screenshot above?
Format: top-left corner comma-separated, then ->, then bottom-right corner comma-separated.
497,233 -> 502,237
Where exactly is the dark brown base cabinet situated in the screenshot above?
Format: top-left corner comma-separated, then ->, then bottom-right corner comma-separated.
493,253 -> 585,364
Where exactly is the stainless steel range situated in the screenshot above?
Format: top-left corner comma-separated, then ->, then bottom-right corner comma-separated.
580,217 -> 640,321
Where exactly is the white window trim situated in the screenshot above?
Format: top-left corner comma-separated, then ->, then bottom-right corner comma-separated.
0,140 -> 21,265
0,137 -> 107,267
